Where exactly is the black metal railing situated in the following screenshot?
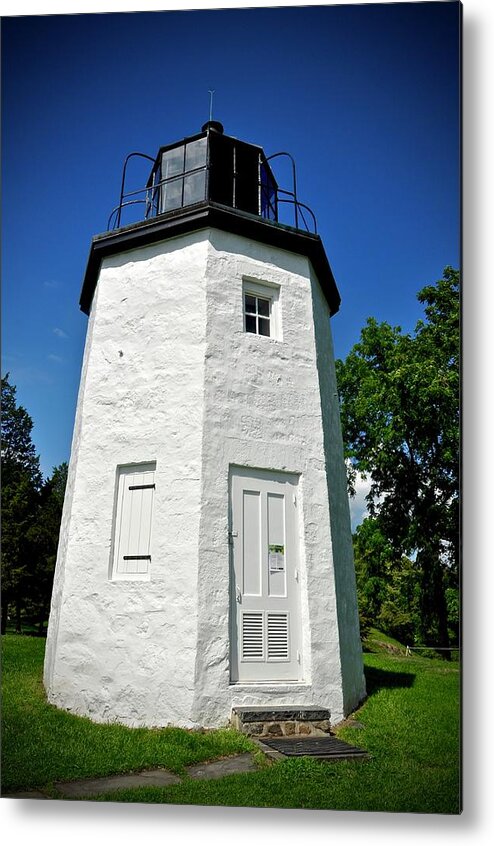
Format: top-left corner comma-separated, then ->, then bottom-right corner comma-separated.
107,145 -> 317,235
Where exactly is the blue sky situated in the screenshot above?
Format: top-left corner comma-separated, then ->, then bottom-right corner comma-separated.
2,1 -> 460,488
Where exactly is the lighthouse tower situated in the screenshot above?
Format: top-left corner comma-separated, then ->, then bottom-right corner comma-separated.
44,122 -> 365,729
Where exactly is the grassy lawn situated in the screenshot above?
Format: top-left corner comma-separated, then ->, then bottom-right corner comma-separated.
1,634 -> 460,813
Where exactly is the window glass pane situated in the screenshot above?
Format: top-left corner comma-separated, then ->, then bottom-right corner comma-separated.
245,315 -> 257,334
257,297 -> 270,317
184,171 -> 206,205
162,145 -> 185,177
245,294 -> 256,314
258,317 -> 270,337
185,137 -> 207,172
162,177 -> 183,211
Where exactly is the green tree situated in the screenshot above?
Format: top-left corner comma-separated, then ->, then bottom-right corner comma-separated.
24,462 -> 68,633
353,516 -> 422,645
336,268 -> 459,651
377,554 -> 421,646
1,374 -> 42,633
353,517 -> 392,637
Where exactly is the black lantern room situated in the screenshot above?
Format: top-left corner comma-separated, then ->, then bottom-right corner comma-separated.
109,121 -> 281,230
154,120 -> 277,221
80,122 -> 341,317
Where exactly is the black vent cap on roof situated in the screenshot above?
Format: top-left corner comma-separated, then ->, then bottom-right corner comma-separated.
201,120 -> 224,134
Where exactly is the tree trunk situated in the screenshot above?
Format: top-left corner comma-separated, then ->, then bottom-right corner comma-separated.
0,596 -> 9,634
15,596 -> 22,633
419,546 -> 450,660
433,563 -> 451,660
37,606 -> 47,636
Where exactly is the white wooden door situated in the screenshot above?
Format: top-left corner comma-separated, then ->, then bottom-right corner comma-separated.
230,467 -> 302,682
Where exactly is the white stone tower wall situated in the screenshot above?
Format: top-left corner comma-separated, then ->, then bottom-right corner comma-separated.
45,226 -> 365,728
45,232 -> 209,725
190,230 -> 365,726
43,296 -> 98,691
310,268 -> 366,714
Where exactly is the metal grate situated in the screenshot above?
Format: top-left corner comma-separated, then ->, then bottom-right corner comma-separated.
261,736 -> 369,760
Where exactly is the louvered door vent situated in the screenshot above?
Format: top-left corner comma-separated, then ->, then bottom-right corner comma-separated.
267,613 -> 289,660
242,612 -> 264,660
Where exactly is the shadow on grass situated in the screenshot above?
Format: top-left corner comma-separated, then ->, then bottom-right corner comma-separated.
364,664 -> 416,696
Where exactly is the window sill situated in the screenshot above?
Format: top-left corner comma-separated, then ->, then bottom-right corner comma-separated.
110,574 -> 151,583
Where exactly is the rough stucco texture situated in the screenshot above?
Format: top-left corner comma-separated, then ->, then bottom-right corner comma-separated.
44,227 -> 365,728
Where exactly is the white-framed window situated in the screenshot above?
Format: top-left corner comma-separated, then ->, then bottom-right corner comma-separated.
111,462 -> 156,581
243,279 -> 281,340
244,292 -> 271,336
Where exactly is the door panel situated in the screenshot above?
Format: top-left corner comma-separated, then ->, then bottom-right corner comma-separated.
242,490 -> 261,596
230,467 -> 301,682
267,493 -> 286,597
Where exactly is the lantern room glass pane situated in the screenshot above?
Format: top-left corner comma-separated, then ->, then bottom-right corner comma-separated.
162,176 -> 183,211
185,137 -> 207,172
184,170 -> 206,205
260,163 -> 277,221
162,145 -> 184,178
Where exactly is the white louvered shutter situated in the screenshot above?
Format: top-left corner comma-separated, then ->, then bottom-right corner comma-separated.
267,612 -> 289,661
241,612 -> 264,661
113,464 -> 156,579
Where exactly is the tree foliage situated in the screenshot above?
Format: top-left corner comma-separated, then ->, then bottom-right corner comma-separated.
336,268 -> 459,649
1,374 -> 43,632
25,462 -> 68,632
353,516 -> 422,645
1,374 -> 67,633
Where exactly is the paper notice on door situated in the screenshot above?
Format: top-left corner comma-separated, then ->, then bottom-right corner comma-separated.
268,544 -> 285,572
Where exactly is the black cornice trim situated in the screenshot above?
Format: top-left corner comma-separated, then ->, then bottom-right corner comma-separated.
79,202 -> 341,316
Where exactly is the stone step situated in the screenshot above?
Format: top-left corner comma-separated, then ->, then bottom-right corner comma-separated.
231,706 -> 331,738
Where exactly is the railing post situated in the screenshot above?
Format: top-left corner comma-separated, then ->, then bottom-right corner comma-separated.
266,151 -> 300,230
